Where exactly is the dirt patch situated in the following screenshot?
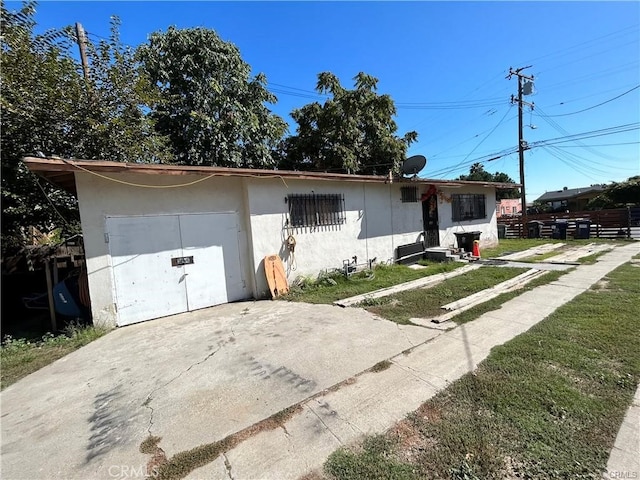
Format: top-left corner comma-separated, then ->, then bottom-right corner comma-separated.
298,470 -> 325,480
414,401 -> 443,424
369,360 -> 392,373
142,405 -> 304,479
389,419 -> 425,463
593,279 -> 611,291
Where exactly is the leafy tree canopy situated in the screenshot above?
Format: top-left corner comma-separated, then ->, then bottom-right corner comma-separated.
1,1 -> 170,255
137,27 -> 287,168
587,176 -> 640,210
280,72 -> 418,175
456,163 -> 520,200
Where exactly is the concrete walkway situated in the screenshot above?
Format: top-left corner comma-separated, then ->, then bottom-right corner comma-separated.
187,241 -> 640,480
604,384 -> 640,479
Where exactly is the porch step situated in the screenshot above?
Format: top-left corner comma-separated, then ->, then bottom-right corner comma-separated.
424,247 -> 468,263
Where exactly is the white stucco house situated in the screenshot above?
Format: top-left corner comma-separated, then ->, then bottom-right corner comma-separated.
24,157 -> 518,328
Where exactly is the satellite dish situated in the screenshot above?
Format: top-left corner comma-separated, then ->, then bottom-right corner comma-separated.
401,155 -> 427,177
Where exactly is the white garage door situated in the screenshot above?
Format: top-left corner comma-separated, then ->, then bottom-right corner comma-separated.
106,213 -> 246,326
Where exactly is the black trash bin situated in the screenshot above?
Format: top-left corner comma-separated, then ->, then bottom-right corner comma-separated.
527,221 -> 543,238
454,231 -> 482,252
497,224 -> 507,239
575,220 -> 591,239
551,220 -> 568,240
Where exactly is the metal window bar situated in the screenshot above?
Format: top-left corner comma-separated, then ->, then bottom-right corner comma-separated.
288,193 -> 345,228
452,194 -> 486,221
401,186 -> 418,203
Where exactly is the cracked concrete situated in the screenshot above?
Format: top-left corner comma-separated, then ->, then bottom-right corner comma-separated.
2,243 -> 638,480
222,453 -> 235,480
143,346 -> 222,435
1,301 -> 439,480
186,242 -> 640,480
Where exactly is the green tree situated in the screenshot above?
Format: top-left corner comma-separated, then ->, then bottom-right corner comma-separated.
456,163 -> 520,200
137,26 -> 287,168
587,176 -> 640,209
281,72 -> 418,175
1,1 -> 170,255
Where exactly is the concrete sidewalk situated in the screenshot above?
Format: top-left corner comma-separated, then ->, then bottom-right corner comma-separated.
186,241 -> 640,479
604,384 -> 640,479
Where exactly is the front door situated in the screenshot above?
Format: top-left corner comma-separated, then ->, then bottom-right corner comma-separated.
422,194 -> 440,247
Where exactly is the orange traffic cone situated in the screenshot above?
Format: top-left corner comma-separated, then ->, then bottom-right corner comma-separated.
472,240 -> 481,258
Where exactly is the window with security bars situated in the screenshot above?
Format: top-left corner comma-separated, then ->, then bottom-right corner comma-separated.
400,186 -> 418,203
287,193 -> 345,228
452,194 -> 486,221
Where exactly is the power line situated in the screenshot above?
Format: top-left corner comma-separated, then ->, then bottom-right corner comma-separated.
517,24 -> 639,67
534,85 -> 639,117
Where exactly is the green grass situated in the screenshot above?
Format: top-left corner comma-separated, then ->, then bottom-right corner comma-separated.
323,260 -> 640,480
453,269 -> 569,325
481,239 -> 563,259
363,267 -> 529,324
481,238 -> 624,260
0,323 -> 108,389
283,262 -> 464,305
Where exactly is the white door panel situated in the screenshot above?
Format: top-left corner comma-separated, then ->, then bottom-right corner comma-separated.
107,215 -> 188,326
107,212 -> 246,325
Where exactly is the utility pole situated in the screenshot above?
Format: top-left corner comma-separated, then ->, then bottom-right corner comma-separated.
75,22 -> 90,82
507,66 -> 535,237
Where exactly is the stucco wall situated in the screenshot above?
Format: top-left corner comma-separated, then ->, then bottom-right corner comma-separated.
245,179 -> 428,297
75,170 -> 499,325
75,171 -> 252,327
438,185 -> 499,249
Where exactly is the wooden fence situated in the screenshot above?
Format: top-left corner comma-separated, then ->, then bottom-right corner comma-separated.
498,207 -> 640,239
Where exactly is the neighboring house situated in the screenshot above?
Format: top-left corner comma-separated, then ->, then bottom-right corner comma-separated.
496,198 -> 521,218
24,157 -> 518,328
535,185 -> 605,212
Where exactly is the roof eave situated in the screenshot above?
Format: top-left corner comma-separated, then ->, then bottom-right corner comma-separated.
22,157 -> 521,192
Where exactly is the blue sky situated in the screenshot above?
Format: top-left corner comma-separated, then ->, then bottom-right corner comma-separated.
18,1 -> 640,202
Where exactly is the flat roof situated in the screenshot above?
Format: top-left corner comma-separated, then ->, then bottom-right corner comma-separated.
23,157 -> 521,195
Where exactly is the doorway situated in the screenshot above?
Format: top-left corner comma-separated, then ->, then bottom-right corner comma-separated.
422,194 -> 440,247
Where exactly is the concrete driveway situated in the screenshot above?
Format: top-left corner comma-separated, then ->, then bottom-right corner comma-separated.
1,300 -> 439,480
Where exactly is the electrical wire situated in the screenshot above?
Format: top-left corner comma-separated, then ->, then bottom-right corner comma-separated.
516,24 -> 639,67
534,85 -> 639,117
62,159 -> 290,188
35,178 -> 74,227
429,106 -> 514,178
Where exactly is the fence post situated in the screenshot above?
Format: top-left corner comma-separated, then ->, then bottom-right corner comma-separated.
628,206 -> 632,239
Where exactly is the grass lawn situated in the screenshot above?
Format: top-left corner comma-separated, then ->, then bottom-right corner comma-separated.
284,240 -> 622,306
322,260 -> 640,480
282,262 -> 464,304
362,267 -> 529,324
481,238 -> 626,260
0,324 -> 108,390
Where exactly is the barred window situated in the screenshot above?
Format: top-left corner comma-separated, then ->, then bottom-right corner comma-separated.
287,193 -> 345,228
400,186 -> 418,203
452,194 -> 486,221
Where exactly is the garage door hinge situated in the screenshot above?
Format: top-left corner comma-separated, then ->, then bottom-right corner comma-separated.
104,233 -> 109,243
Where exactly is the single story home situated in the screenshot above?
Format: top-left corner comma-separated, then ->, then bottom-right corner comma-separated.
24,157 -> 518,328
496,198 -> 522,218
535,185 -> 605,212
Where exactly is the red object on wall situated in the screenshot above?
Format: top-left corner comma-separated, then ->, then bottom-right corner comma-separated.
421,185 -> 438,201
